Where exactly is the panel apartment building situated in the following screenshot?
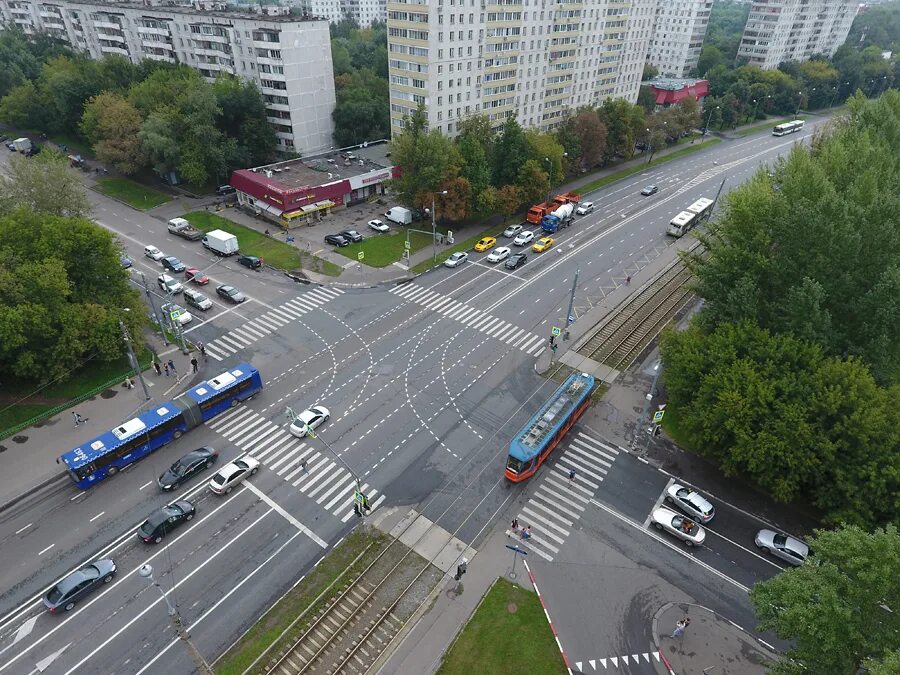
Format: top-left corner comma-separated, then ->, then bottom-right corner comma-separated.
646,0 -> 712,78
0,0 -> 336,154
736,0 -> 858,69
386,0 -> 657,138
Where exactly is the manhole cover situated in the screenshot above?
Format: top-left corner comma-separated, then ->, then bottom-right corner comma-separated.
507,602 -> 519,614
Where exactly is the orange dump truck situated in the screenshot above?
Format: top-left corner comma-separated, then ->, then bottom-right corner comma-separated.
552,192 -> 581,206
526,200 -> 557,224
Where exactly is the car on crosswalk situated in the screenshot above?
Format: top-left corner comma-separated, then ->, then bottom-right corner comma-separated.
651,506 -> 706,546
158,447 -> 219,490
209,456 -> 260,495
487,247 -> 511,263
289,405 -> 331,438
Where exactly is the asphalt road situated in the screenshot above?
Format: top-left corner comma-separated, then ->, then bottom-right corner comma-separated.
0,123 -> 819,673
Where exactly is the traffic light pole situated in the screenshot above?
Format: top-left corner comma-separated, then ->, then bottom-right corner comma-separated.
563,269 -> 579,340
632,360 -> 662,450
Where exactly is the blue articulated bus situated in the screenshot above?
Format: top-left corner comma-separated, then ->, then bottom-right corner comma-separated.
505,372 -> 596,482
60,362 -> 263,489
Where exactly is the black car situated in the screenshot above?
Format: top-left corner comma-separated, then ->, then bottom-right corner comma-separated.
324,234 -> 349,247
43,559 -> 116,612
138,500 -> 196,543
216,184 -> 236,196
338,229 -> 363,243
217,284 -> 246,303
162,256 -> 186,273
158,447 -> 219,490
238,255 -> 262,270
505,253 -> 527,270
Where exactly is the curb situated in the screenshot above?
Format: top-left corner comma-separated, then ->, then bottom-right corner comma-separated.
0,472 -> 69,515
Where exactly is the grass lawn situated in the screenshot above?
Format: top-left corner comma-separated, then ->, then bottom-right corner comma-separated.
332,226 -> 455,268
409,225 -> 500,274
214,530 -> 388,675
95,177 -> 171,210
48,133 -> 90,157
659,402 -> 698,451
182,211 -> 341,277
437,577 -> 566,675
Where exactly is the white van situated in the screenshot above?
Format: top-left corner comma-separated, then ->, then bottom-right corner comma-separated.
385,206 -> 413,225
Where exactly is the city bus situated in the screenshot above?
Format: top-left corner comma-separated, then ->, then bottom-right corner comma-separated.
667,197 -> 714,237
60,363 -> 263,489
772,120 -> 804,136
505,372 -> 596,482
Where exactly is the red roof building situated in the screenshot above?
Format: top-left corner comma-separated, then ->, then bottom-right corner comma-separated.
645,78 -> 709,108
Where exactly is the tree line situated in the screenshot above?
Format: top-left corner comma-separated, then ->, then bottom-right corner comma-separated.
0,29 -> 276,185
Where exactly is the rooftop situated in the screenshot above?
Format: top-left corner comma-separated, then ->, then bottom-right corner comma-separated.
645,77 -> 708,91
68,0 -> 328,23
246,142 -> 391,190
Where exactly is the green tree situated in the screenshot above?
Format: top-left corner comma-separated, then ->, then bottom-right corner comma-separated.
128,66 -> 203,115
496,185 -> 522,222
211,75 -> 276,168
475,185 -> 501,218
37,56 -> 102,133
865,650 -> 900,675
524,130 -> 566,185
0,151 -> 91,218
696,45 -> 726,77
0,80 -> 45,129
598,98 -> 645,161
492,117 -> 529,187
387,105 -> 461,205
332,69 -> 390,147
750,524 -> 900,675
572,109 -> 607,170
457,133 -> 492,203
516,159 -> 548,206
331,41 -> 353,76
81,92 -> 146,175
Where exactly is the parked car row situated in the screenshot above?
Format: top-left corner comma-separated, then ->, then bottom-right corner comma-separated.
324,229 -> 364,247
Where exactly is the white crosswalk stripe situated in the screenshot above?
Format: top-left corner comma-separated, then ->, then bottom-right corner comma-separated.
389,283 -> 543,355
511,433 -> 627,562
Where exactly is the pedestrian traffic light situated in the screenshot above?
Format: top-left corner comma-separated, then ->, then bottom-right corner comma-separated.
653,425 -> 662,437
551,343 -> 558,353
354,503 -> 362,517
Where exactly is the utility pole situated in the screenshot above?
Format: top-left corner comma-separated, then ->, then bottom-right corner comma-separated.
120,319 -> 151,405
632,360 -> 662,450
140,271 -> 168,346
563,269 -> 579,341
710,177 -> 727,216
430,190 -> 448,263
139,564 -> 213,674
285,408 -> 361,489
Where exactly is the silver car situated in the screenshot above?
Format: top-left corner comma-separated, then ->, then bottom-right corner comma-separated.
651,507 -> 706,546
503,224 -> 523,238
755,529 -> 809,566
665,483 -> 715,523
444,252 -> 469,268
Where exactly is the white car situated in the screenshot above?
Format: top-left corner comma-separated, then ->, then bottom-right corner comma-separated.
208,456 -> 260,495
486,247 -> 511,263
289,405 -> 331,438
502,224 -> 524,238
513,231 -> 535,246
665,483 -> 715,523
575,201 -> 594,215
144,245 -> 165,261
651,506 -> 706,546
157,274 -> 184,295
444,252 -> 469,268
161,302 -> 193,326
368,219 -> 390,233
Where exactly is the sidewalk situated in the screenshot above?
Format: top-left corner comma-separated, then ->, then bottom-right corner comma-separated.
0,337 -> 207,511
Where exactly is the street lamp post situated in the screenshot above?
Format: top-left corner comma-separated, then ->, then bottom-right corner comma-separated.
140,271 -> 168,346
119,317 -> 151,405
544,157 -> 552,203
430,189 -> 448,263
563,269 -> 579,341
285,408 -> 362,490
829,82 -> 849,109
702,105 -> 719,141
138,564 -> 213,674
795,91 -> 803,116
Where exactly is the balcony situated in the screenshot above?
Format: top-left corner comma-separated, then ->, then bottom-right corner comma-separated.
138,25 -> 170,36
144,52 -> 176,63
97,30 -> 126,43
99,45 -> 129,56
93,20 -> 123,31
140,38 -> 173,50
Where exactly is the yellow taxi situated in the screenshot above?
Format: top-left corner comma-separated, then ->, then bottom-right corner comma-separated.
474,236 -> 497,252
532,236 -> 554,253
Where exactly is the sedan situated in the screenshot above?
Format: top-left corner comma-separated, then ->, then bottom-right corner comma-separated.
144,245 -> 166,261
486,247 -> 511,263
325,234 -> 350,247
289,405 -> 331,438
43,559 -> 116,612
209,455 -> 260,494
138,500 -> 195,543
216,285 -> 246,303
339,229 -> 364,243
665,483 -> 715,523
755,529 -> 809,566
505,252 -> 527,270
158,274 -> 184,295
650,506 -> 706,546
474,236 -> 497,252
368,219 -> 390,233
238,255 -> 261,269
641,185 -> 659,196
532,236 -> 555,253
444,251 -> 469,268
160,302 -> 193,326
162,256 -> 186,273
513,231 -> 535,246
185,267 -> 209,285
158,447 -> 219,490
502,224 -> 524,238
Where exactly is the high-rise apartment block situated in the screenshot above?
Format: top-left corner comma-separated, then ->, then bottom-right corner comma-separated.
737,0 -> 858,69
0,0 -> 336,154
386,0 -> 656,138
646,0 -> 712,78
305,0 -> 386,27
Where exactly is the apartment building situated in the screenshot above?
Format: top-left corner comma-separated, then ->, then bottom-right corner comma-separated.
0,0 -> 335,154
386,0 -> 656,138
305,0 -> 386,27
737,0 -> 858,69
646,0 -> 712,78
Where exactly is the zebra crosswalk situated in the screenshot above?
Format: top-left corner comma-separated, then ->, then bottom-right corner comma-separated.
512,432 -> 624,562
390,283 -> 546,356
207,405 -> 384,521
203,287 -> 344,361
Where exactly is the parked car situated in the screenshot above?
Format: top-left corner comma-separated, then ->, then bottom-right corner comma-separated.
209,456 -> 260,494
325,234 -> 350,247
43,559 -> 116,612
158,447 -> 219,490
185,267 -> 209,285
640,185 -> 659,196
487,247 -> 511,263
161,256 -> 186,273
160,302 -> 192,326
474,236 -> 497,252
157,274 -> 184,295
339,229 -> 363,243
505,252 -> 527,270
651,507 -> 706,546
183,288 -> 212,311
368,219 -> 390,233
216,285 -> 246,303
503,224 -> 524,238
665,484 -> 715,523
216,184 -> 236,196
755,529 -> 809,566
444,251 -> 469,268
144,245 -> 166,261
575,201 -> 595,215
288,405 -> 331,438
238,255 -> 261,270
138,500 -> 195,543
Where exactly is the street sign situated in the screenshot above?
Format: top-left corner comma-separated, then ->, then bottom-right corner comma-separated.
568,314 -> 576,324
551,326 -> 561,337
354,490 -> 365,505
404,240 -> 411,250
168,308 -> 182,321
358,251 -> 364,260
653,410 -> 665,423
505,544 -> 528,555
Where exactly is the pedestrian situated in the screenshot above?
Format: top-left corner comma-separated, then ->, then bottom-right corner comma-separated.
568,468 -> 577,485
626,275 -> 632,285
199,343 -> 207,361
153,361 -> 162,376
164,362 -> 170,377
191,357 -> 198,373
300,458 -> 308,474
72,411 -> 81,427
671,619 -> 686,638
168,359 -> 176,375
124,377 -> 134,389
511,517 -> 519,531
521,526 -> 532,540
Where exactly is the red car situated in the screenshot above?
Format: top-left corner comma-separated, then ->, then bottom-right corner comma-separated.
185,268 -> 209,285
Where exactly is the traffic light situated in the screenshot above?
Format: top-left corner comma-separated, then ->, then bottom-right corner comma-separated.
354,503 -> 362,517
551,343 -> 558,353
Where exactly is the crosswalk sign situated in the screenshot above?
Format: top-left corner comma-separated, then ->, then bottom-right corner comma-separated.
653,410 -> 665,423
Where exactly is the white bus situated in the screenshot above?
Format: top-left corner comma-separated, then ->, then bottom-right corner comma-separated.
687,197 -> 714,221
667,197 -> 715,237
772,120 -> 805,136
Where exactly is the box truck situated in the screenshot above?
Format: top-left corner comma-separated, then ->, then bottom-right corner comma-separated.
202,229 -> 239,256
385,206 -> 413,225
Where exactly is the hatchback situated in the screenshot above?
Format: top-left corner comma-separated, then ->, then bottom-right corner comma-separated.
162,256 -> 186,273
144,245 -> 165,261
503,224 -> 524,238
339,229 -> 364,243
43,560 -> 116,612
160,302 -> 192,326
209,456 -> 261,494
120,255 -> 133,269
641,185 -> 659,196
755,529 -> 809,566
185,267 -> 209,285
665,484 -> 715,523
158,447 -> 219,490
183,288 -> 212,311
289,405 -> 331,438
216,285 -> 245,303
238,255 -> 261,270
138,500 -> 195,543
325,234 -> 349,247
158,274 -> 184,294
444,252 -> 469,268
505,252 -> 527,270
